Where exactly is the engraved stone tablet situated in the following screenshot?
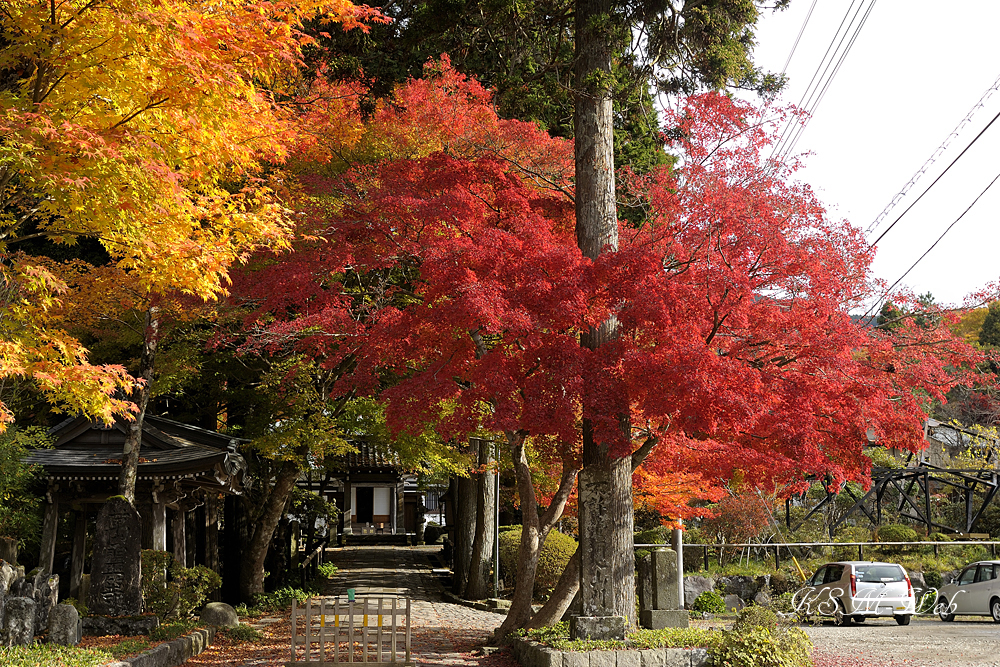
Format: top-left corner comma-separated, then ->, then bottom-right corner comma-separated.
88,498 -> 142,616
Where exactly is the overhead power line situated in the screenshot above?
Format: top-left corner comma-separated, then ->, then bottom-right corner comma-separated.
864,168 -> 1000,321
769,0 -> 878,165
866,70 -> 1000,238
781,0 -> 820,75
867,106 -> 1000,248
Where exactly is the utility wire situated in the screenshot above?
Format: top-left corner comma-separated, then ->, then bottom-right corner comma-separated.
866,70 -> 1000,237
770,0 -> 877,165
781,0 -> 877,159
781,0 -> 820,74
864,169 -> 1000,320
868,106 -> 1000,248
770,0 -> 861,162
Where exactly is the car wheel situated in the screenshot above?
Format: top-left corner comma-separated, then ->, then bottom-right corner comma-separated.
834,601 -> 852,626
895,614 -> 911,626
938,597 -> 955,622
991,598 -> 1000,623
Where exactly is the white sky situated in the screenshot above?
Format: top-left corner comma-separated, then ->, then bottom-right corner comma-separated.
750,0 -> 1000,309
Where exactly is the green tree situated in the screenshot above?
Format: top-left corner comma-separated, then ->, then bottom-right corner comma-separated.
0,427 -> 50,549
980,302 -> 1000,348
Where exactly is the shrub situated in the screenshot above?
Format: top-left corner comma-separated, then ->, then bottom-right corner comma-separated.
498,527 -> 577,598
140,550 -> 222,619
691,590 -> 726,615
924,571 -> 942,589
62,597 -> 89,618
710,605 -> 812,667
877,524 -> 918,543
252,586 -> 312,611
224,624 -> 263,642
317,563 -> 338,579
930,532 -> 953,542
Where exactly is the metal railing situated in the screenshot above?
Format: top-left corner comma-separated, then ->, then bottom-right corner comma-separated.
635,540 -> 1000,570
288,596 -> 413,666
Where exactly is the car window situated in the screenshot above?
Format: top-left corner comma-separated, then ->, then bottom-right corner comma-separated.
810,567 -> 827,586
824,565 -> 845,584
976,564 -> 997,583
856,565 -> 905,583
959,567 -> 977,585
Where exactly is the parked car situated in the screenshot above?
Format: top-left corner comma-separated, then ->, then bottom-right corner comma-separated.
936,560 -> 1000,622
795,561 -> 915,625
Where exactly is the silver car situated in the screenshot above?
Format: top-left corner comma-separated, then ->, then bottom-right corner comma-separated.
936,560 -> 1000,622
796,561 -> 915,625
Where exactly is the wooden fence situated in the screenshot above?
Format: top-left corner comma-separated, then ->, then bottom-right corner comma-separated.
286,596 -> 413,666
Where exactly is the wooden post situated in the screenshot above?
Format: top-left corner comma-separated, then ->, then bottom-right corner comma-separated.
362,598 -> 369,663
320,598 -> 326,662
774,545 -> 780,571
152,502 -> 167,550
305,598 -> 312,661
172,508 -> 187,568
291,597 -> 297,664
69,509 -> 88,598
390,597 -> 397,662
334,598 -> 340,663
404,598 -> 411,665
206,494 -> 220,572
38,494 -> 59,573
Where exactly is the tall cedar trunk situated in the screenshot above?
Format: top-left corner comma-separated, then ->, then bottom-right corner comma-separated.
574,0 -> 635,626
239,459 -> 300,601
452,474 -> 477,595
119,305 -> 160,503
493,433 -> 578,642
528,547 -> 580,628
532,442 -> 656,627
465,438 -> 497,600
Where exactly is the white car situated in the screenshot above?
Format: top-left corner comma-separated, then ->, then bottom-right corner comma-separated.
796,561 -> 915,625
936,560 -> 1000,622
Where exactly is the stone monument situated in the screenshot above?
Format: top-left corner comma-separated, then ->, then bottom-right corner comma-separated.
638,548 -> 689,629
88,497 -> 143,617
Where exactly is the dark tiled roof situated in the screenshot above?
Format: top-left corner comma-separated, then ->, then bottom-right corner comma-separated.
29,414 -> 245,482
333,441 -> 401,472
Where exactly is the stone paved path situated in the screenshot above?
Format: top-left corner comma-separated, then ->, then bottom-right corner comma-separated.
320,545 -> 506,666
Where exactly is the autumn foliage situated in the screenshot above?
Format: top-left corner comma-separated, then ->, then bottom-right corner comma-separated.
236,75 -> 986,521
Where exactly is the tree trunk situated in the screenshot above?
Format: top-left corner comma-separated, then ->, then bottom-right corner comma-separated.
527,547 -> 580,628
119,305 -> 160,504
573,0 -> 635,630
578,454 -> 634,623
239,459 -> 300,601
492,432 -> 578,643
465,438 -> 497,600
452,473 -> 477,595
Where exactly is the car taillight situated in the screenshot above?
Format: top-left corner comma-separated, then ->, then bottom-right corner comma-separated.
905,574 -> 913,598
850,572 -> 857,597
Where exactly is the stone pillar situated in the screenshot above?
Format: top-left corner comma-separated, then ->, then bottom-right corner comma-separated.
3,597 -> 35,646
172,509 -> 187,568
69,511 -> 87,599
152,503 -> 167,551
38,495 -> 59,574
638,548 -> 688,629
88,498 -> 142,617
342,480 -> 353,535
672,525 -> 684,609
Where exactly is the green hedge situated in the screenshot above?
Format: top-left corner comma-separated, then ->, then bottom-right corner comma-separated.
499,526 -> 577,598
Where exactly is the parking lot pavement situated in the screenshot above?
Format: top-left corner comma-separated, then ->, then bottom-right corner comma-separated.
804,616 -> 1000,667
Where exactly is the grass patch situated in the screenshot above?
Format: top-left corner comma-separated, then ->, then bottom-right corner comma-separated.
224,623 -> 263,642
150,619 -> 201,641
519,622 -> 716,652
0,645 -> 115,667
110,638 -> 152,659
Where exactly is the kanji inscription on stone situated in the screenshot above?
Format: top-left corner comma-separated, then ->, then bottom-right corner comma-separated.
88,497 -> 142,616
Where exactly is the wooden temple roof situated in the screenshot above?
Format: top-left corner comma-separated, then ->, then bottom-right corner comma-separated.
26,414 -> 247,492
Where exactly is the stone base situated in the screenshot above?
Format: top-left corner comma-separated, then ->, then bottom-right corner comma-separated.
83,614 -> 159,636
640,609 -> 689,629
569,615 -> 626,640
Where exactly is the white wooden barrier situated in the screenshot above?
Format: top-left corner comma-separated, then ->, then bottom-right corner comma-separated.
285,596 -> 413,666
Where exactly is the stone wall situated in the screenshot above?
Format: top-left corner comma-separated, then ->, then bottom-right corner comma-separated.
510,638 -> 711,667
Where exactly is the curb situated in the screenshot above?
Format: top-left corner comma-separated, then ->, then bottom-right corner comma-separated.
509,637 -> 711,667
441,589 -> 510,615
106,626 -> 217,667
